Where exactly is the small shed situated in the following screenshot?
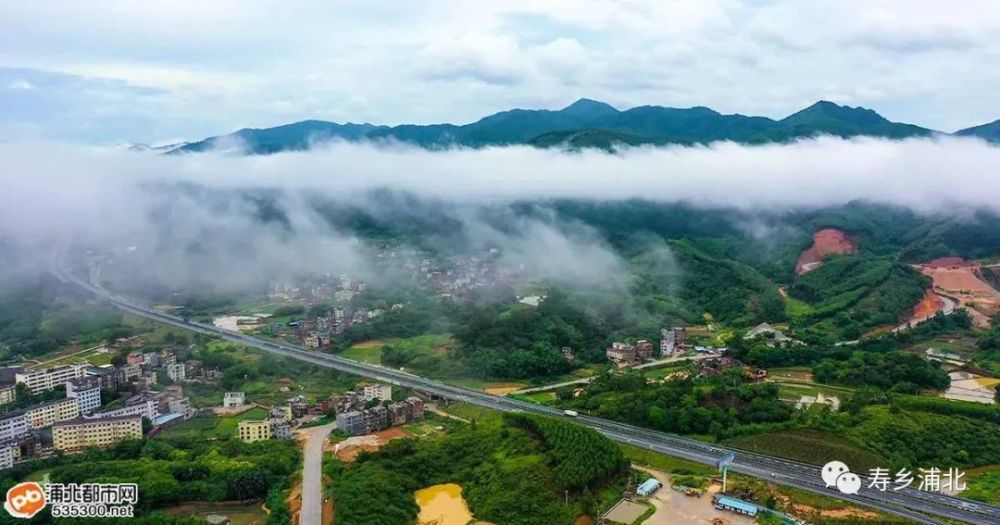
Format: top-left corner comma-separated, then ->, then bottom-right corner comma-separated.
636,478 -> 662,497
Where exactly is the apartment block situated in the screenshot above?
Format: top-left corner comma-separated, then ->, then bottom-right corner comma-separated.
0,443 -> 15,470
88,396 -> 158,421
363,383 -> 392,402
237,420 -> 272,443
15,364 -> 88,394
26,398 -> 80,429
165,363 -> 186,382
223,391 -> 245,408
52,416 -> 143,452
0,384 -> 16,406
66,376 -> 102,415
0,412 -> 28,442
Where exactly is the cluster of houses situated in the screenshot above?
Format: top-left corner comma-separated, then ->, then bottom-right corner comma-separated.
121,348 -> 223,387
0,349 -> 200,469
230,391 -> 342,443
607,323 -> 801,367
293,306 -> 390,349
269,273 -> 367,305
334,383 -> 425,436
232,383 -> 426,442
606,328 -> 697,366
697,357 -> 768,381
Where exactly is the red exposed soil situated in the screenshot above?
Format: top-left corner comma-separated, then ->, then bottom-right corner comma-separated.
911,289 -> 945,320
915,258 -> 1000,328
333,427 -> 412,463
796,228 -> 857,274
925,256 -> 967,269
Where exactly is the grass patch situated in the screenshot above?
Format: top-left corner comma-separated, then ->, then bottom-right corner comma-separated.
438,402 -> 502,425
619,443 -> 714,476
725,429 -> 886,472
160,407 -> 270,439
965,464 -> 1000,503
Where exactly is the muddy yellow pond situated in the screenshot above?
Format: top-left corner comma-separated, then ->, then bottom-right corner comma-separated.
415,483 -> 474,525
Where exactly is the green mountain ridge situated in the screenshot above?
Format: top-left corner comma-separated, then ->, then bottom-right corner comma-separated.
956,119 -> 1000,143
169,98 -> 990,155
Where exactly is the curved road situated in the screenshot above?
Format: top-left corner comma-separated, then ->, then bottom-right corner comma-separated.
51,255 -> 1000,525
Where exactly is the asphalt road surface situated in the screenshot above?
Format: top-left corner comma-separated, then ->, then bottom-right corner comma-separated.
300,422 -> 336,525
51,255 -> 1000,525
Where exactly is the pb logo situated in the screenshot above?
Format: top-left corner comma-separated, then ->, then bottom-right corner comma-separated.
5,482 -> 46,518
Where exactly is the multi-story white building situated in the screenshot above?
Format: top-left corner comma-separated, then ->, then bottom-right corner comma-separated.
66,377 -> 102,415
165,363 -> 186,382
87,397 -> 158,421
15,364 -> 88,394
25,398 -> 80,429
0,443 -> 17,470
0,384 -> 16,406
363,383 -> 392,402
223,392 -> 245,408
237,420 -> 272,443
0,412 -> 28,442
52,416 -> 143,452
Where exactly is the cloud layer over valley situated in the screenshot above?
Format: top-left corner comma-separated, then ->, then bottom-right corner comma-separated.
2,136 -> 999,293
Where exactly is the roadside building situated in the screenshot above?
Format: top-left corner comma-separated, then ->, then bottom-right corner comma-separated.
660,327 -> 687,356
0,412 -> 28,442
387,401 -> 411,426
714,496 -> 758,517
606,342 -> 636,365
165,363 -> 186,382
635,340 -> 655,361
223,391 -> 245,408
15,364 -> 88,394
0,384 -> 16,406
52,416 -> 143,452
406,397 -> 425,420
66,376 -> 103,415
335,411 -> 366,436
26,398 -> 80,429
270,405 -> 292,423
272,422 -> 293,440
364,405 -> 389,432
237,420 -> 272,443
363,383 -> 392,402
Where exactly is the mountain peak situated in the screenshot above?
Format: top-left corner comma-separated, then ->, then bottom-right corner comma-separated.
560,98 -> 619,119
782,101 -> 889,127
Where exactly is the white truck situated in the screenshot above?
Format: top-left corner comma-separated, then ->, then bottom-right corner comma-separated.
563,410 -> 579,417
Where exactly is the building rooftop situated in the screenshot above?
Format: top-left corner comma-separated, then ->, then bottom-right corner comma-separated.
56,414 -> 142,426
716,496 -> 758,514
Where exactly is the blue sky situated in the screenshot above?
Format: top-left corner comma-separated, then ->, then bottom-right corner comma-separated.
2,1 -> 999,144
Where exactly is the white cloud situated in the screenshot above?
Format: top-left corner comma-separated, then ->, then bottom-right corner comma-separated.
7,79 -> 34,90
